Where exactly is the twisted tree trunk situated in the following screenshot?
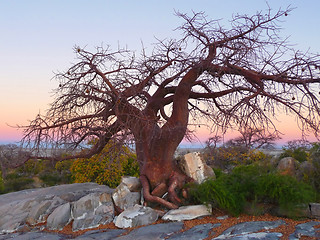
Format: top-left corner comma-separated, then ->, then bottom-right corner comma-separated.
135,123 -> 192,209
133,68 -> 202,208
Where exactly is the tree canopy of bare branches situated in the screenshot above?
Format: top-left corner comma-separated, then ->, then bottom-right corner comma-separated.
21,8 -> 320,208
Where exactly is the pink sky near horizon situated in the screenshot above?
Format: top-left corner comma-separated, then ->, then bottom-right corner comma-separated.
181,115 -> 318,148
1,111 -> 316,147
1,1 -> 319,147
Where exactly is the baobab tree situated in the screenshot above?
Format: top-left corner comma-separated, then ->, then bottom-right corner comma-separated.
21,8 -> 320,209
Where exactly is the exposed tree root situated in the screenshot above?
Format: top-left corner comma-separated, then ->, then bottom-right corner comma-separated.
140,170 -> 194,209
140,175 -> 179,209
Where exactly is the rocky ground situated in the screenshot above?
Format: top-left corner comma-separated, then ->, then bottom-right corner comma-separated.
0,212 -> 320,239
0,182 -> 319,239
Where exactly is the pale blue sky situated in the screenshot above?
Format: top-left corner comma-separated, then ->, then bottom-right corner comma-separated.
0,1 -> 319,145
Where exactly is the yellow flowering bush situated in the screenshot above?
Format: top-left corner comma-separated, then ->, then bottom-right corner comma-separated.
55,159 -> 73,172
70,141 -> 139,188
204,145 -> 270,170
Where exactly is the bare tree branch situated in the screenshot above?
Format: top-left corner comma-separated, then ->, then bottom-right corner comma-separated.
18,7 -> 320,208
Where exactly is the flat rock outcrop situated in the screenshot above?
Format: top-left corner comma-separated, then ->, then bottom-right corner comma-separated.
1,217 -> 319,240
0,182 -> 113,233
162,205 -> 212,221
0,179 -> 319,239
214,220 -> 286,239
114,204 -> 159,228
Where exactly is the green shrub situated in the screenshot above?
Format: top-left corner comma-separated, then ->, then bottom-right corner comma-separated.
2,173 -> 35,193
17,159 -> 45,176
189,165 -> 266,215
0,173 -> 4,193
280,144 -> 310,163
39,172 -> 71,186
0,157 -> 74,193
189,164 -> 317,217
309,142 -> 320,193
310,142 -> 320,160
212,168 -> 223,178
188,178 -> 242,215
255,173 -> 316,217
55,159 -> 73,173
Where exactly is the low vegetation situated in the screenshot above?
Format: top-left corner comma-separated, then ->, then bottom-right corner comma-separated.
280,142 -> 320,193
189,164 -> 317,217
0,158 -> 72,194
0,141 -> 139,194
0,140 -> 319,219
70,141 -> 139,188
190,140 -> 320,217
203,144 -> 270,170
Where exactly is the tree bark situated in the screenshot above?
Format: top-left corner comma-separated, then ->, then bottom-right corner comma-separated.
133,68 -> 201,208
135,123 -> 192,209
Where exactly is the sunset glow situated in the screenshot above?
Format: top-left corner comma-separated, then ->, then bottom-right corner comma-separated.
1,0 -> 319,147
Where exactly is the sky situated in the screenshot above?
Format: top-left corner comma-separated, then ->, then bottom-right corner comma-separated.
0,0 -> 319,147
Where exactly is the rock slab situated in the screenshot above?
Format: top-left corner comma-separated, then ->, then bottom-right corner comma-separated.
289,221 -> 320,239
214,220 -> 286,239
0,183 -> 114,234
114,204 -> 159,228
72,192 -> 114,231
162,204 -> 212,221
0,219 -> 319,240
180,152 -> 215,183
167,223 -> 221,240
75,229 -> 126,240
47,202 -> 71,230
112,176 -> 142,211
310,203 -> 320,218
114,222 -> 184,240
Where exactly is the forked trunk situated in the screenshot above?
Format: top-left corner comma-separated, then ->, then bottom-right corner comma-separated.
125,68 -> 201,209
135,123 -> 193,209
